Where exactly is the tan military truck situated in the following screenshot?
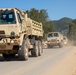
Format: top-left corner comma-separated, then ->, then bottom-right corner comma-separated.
47,32 -> 63,48
0,8 -> 43,60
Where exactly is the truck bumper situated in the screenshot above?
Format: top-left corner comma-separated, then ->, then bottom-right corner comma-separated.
0,43 -> 14,50
47,42 -> 59,46
0,43 -> 19,54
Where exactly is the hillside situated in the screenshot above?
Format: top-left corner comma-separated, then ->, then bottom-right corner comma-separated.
53,17 -> 73,32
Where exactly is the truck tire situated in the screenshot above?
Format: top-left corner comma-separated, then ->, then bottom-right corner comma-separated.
18,40 -> 28,60
47,44 -> 53,48
59,42 -> 63,48
2,54 -> 15,60
31,41 -> 39,57
2,54 -> 10,58
38,41 -> 42,56
10,54 -> 15,58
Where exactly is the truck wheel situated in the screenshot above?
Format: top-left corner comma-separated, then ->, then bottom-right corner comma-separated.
48,44 -> 53,48
2,54 -> 15,59
59,42 -> 63,48
31,41 -> 39,57
18,40 -> 28,60
38,41 -> 42,56
10,54 -> 15,58
47,44 -> 49,48
2,54 -> 10,58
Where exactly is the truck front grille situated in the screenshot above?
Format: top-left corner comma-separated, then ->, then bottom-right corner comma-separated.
51,39 -> 57,42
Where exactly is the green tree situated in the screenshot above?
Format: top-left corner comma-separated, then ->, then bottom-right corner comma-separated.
26,8 -> 39,21
68,19 -> 76,40
43,21 -> 55,39
26,8 -> 48,22
43,21 -> 55,33
39,9 -> 48,22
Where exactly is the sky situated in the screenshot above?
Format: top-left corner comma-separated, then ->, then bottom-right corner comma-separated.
0,0 -> 76,20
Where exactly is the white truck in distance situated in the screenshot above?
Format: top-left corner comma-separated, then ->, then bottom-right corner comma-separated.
0,8 -> 43,60
47,32 -> 63,48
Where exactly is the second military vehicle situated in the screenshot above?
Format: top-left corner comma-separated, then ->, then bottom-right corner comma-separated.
47,32 -> 63,48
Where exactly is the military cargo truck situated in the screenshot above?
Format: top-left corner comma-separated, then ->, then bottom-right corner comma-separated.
47,32 -> 63,48
0,8 -> 43,60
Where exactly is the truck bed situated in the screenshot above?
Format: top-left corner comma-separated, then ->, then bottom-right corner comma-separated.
26,18 -> 43,37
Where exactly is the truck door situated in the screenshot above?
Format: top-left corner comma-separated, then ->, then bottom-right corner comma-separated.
16,12 -> 22,31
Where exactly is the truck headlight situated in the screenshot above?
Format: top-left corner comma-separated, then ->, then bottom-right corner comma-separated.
10,31 -> 15,37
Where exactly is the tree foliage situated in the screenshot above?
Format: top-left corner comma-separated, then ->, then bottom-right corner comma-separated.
68,19 -> 76,40
43,21 -> 55,33
26,8 -> 48,22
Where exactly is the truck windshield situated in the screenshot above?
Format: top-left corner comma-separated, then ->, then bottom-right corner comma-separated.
48,33 -> 53,37
54,33 -> 59,37
0,10 -> 16,24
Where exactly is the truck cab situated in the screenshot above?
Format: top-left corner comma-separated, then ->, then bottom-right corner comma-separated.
0,8 -> 24,37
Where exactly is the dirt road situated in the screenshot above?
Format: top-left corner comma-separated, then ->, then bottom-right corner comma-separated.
0,46 -> 76,75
